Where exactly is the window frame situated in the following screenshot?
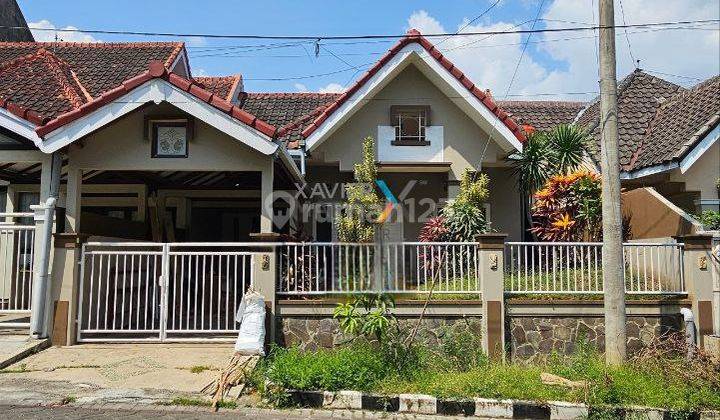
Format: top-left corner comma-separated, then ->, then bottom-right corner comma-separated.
389,105 -> 431,146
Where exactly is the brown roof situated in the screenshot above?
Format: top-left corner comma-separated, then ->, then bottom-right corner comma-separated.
194,75 -> 241,102
239,92 -> 341,147
0,49 -> 88,124
498,100 -> 586,133
632,75 -> 720,170
576,70 -> 685,169
0,42 -> 184,99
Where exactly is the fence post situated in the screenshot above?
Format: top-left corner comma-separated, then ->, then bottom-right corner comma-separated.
477,233 -> 507,361
249,233 -> 281,351
675,234 -> 715,347
48,233 -> 89,346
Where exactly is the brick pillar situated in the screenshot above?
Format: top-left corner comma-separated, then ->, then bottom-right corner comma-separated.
675,234 -> 715,347
477,233 -> 507,361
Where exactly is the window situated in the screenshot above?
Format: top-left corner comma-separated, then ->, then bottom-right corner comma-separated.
390,105 -> 431,145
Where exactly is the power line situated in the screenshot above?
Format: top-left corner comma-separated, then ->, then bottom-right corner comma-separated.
14,19 -> 718,41
618,0 -> 638,68
434,0 -> 502,48
503,0 -> 547,99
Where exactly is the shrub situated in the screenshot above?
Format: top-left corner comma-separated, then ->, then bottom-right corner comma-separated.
419,168 -> 490,242
531,171 -> 603,241
264,343 -> 403,392
696,210 -> 720,230
336,136 -> 380,242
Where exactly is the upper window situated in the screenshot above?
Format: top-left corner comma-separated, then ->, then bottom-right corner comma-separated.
390,105 -> 431,146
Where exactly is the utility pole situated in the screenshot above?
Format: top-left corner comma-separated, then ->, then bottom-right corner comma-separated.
599,0 -> 627,364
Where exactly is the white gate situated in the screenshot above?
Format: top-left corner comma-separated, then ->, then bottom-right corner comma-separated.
0,213 -> 36,329
77,242 -> 256,342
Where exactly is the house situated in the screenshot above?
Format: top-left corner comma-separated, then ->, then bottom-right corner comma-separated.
0,28 -> 716,346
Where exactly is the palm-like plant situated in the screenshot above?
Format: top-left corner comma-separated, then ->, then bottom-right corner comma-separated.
550,124 -> 588,173
509,124 -> 589,195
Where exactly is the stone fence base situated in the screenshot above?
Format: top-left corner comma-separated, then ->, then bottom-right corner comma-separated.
507,299 -> 688,360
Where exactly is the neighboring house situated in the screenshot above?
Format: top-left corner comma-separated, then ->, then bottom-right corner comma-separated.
578,70 -> 720,216
0,0 -> 34,42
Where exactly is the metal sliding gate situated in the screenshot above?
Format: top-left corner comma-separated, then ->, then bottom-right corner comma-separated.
0,213 -> 36,329
77,242 -> 256,342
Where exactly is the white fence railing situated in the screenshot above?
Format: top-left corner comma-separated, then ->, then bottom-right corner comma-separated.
78,242 -> 257,342
278,242 -> 482,295
505,242 -> 685,295
0,213 -> 36,324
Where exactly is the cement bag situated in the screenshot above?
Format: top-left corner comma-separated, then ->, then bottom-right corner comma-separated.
234,291 -> 266,355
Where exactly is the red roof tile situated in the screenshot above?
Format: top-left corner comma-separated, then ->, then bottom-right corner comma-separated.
194,75 -> 241,102
300,29 -> 526,143
34,62 -> 277,139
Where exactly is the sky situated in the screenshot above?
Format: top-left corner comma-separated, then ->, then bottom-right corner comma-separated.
18,0 -> 720,100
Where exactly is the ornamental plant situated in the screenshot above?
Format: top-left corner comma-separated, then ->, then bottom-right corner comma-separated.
418,168 -> 490,242
336,136 -> 381,242
530,170 -> 603,241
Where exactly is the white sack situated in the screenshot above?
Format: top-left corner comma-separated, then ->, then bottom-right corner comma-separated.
234,291 -> 266,355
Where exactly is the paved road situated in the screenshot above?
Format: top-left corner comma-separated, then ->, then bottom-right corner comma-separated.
1,405 -> 320,419
1,404 -> 480,419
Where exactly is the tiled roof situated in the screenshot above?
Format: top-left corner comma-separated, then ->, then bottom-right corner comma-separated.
0,41 -> 184,125
239,92 -> 341,147
576,70 -> 684,169
498,100 -> 586,133
631,75 -> 719,170
34,61 -> 277,138
301,29 -> 526,143
0,48 -> 88,125
194,75 -> 242,102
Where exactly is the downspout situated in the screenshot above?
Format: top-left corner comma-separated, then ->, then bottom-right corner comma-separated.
29,152 -> 62,338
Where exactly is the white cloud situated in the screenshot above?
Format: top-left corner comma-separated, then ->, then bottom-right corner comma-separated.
28,19 -> 100,43
317,83 -> 345,93
185,36 -> 208,47
406,1 -> 720,100
294,82 -> 344,93
194,68 -> 208,77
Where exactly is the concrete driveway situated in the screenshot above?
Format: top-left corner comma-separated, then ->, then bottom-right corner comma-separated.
3,344 -> 235,393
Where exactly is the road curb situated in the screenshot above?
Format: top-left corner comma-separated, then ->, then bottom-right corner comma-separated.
287,389 -> 719,419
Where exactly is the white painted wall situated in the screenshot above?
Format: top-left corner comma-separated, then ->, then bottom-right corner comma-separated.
669,139 -> 720,201
313,65 -> 505,181
377,125 -> 444,162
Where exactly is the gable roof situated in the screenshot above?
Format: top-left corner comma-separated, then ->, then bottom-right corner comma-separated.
576,70 -> 685,169
0,43 -> 280,146
34,61 -> 276,140
195,75 -> 243,102
632,75 -> 719,170
301,29 -> 526,150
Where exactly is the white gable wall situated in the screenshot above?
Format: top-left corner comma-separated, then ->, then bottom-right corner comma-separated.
313,65 -> 506,181
69,102 -> 270,172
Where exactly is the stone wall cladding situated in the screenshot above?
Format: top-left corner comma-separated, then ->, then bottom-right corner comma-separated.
509,315 -> 683,360
277,316 -> 483,351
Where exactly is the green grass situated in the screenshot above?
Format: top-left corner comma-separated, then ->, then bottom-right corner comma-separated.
189,365 -> 212,374
255,341 -> 720,411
